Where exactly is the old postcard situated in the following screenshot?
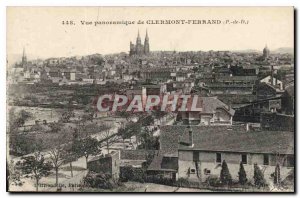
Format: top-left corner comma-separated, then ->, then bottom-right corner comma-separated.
6,7 -> 294,192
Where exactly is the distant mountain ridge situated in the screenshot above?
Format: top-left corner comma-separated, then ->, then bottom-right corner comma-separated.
272,47 -> 294,54
234,47 -> 293,55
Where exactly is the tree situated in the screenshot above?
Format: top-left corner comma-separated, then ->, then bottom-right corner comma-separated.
48,145 -> 65,189
8,108 -> 32,136
220,160 -> 232,185
60,109 -> 75,123
141,115 -> 155,127
273,163 -> 281,186
18,152 -> 52,191
115,110 -> 132,121
63,143 -> 79,178
139,127 -> 159,150
48,122 -> 64,133
74,137 -> 101,168
17,109 -> 33,127
118,121 -> 141,144
238,162 -> 247,185
8,160 -> 23,188
253,163 -> 266,188
100,127 -> 119,154
152,110 -> 167,121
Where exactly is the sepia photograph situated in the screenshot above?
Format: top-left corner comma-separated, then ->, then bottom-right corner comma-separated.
6,6 -> 295,192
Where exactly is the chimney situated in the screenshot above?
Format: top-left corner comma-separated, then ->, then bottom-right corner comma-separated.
188,126 -> 194,147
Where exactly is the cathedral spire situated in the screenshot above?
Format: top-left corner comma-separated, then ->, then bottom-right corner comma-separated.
137,29 -> 141,39
145,29 -> 149,40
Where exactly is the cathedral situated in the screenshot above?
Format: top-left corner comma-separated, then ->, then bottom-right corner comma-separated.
129,30 -> 150,56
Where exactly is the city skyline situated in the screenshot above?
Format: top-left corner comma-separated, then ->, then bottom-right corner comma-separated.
7,7 -> 293,62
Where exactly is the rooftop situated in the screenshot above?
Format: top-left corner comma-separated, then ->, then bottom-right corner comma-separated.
159,125 -> 294,155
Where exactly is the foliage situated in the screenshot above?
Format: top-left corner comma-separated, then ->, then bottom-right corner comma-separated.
118,121 -> 141,140
273,163 -> 281,186
220,160 -> 232,185
48,122 -> 64,133
141,115 -> 155,127
143,153 -> 155,168
8,108 -> 33,134
18,152 -> 52,191
206,175 -> 221,187
47,134 -> 69,188
73,136 -> 101,167
253,163 -> 266,188
84,171 -> 117,189
62,143 -> 80,177
10,135 -> 42,156
119,166 -> 145,183
238,162 -> 247,185
138,127 -> 159,150
176,177 -> 191,187
8,160 -> 23,187
60,109 -> 75,123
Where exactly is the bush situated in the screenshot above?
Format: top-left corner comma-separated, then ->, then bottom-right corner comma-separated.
120,166 -> 145,183
220,160 -> 232,185
84,171 -> 117,189
238,162 -> 247,185
253,163 -> 267,188
206,175 -> 221,187
176,177 -> 190,187
273,164 -> 281,186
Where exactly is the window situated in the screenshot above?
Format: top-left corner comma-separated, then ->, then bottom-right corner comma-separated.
190,169 -> 196,174
242,154 -> 247,164
263,154 -> 269,165
216,153 -> 222,163
286,156 -> 294,167
204,169 -> 211,175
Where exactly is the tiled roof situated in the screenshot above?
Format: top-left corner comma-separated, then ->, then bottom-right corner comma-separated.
201,97 -> 235,115
217,76 -> 257,81
285,84 -> 294,97
161,126 -> 294,154
159,125 -> 294,155
120,150 -> 157,160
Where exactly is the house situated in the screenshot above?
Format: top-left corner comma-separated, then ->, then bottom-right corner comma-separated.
233,97 -> 282,122
87,151 -> 120,181
177,126 -> 294,183
143,84 -> 167,96
177,97 -> 235,125
255,82 -> 283,100
151,125 -> 294,184
205,76 -> 257,95
260,75 -> 283,90
260,112 -> 294,132
170,80 -> 195,94
140,67 -> 173,81
281,85 -> 294,115
230,66 -> 259,76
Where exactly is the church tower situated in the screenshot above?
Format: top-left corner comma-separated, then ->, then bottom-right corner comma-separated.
129,29 -> 150,56
144,29 -> 150,54
21,47 -> 27,66
136,30 -> 143,55
263,44 -> 270,59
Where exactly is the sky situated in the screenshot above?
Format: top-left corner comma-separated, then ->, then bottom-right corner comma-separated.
7,7 -> 294,62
